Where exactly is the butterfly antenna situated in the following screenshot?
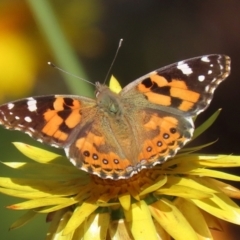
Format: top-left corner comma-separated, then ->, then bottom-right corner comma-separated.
103,39 -> 123,85
48,62 -> 95,86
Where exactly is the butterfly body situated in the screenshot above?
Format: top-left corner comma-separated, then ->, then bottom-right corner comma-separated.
0,55 -> 231,179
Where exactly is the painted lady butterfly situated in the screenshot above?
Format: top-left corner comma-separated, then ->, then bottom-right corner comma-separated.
0,55 -> 231,179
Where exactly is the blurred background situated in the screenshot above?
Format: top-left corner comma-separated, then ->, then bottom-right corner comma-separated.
0,0 -> 240,239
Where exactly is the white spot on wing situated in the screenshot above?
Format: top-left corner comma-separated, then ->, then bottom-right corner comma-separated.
64,147 -> 77,166
29,127 -> 35,132
37,138 -> 43,143
51,143 -> 60,148
198,75 -> 205,82
69,158 -> 77,166
177,63 -> 193,75
8,103 -> 15,110
208,70 -> 212,74
27,98 -> 37,112
26,131 -> 33,137
1,112 -> 7,121
24,116 -> 32,122
201,56 -> 210,62
177,60 -> 184,65
64,147 -> 70,157
205,85 -> 210,92
15,116 -> 20,120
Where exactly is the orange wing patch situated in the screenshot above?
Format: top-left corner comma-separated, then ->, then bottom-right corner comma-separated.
139,114 -> 184,165
74,131 -> 132,178
137,73 -> 200,112
145,92 -> 172,106
42,113 -> 67,141
170,88 -> 200,102
53,98 -> 65,110
147,73 -> 168,87
42,98 -> 82,141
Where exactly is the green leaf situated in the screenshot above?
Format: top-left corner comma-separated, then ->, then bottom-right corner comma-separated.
192,109 -> 221,141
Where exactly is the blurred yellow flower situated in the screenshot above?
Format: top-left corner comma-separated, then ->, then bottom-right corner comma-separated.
0,31 -> 37,100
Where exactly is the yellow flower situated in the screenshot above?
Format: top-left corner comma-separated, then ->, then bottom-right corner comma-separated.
0,32 -> 37,100
1,109 -> 240,240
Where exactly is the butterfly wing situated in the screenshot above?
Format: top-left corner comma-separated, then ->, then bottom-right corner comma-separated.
117,54 -> 231,174
121,54 -> 231,116
0,95 -> 96,147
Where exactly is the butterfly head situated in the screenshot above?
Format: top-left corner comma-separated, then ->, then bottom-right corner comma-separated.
95,82 -> 122,116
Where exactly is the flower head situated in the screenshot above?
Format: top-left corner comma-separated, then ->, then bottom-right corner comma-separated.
1,109 -> 240,240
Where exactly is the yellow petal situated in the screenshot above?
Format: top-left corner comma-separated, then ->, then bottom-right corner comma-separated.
200,210 -> 223,231
2,162 -> 27,169
118,193 -> 131,211
51,211 -> 74,239
188,168 -> 240,181
208,178 -> 240,199
0,177 -> 84,197
197,155 -> 240,168
72,224 -> 84,240
109,219 -> 134,240
124,200 -> 158,240
191,188 -> 240,225
1,161 -> 83,179
83,212 -> 110,240
166,176 -> 217,194
98,186 -> 121,203
46,209 -> 71,240
192,198 -> 234,224
139,174 -> 167,196
63,198 -> 98,235
9,210 -> 38,230
0,187 -> 58,199
174,198 -> 212,239
38,200 -> 79,213
0,177 -> 43,191
149,199 -> 199,240
109,75 -> 122,93
153,218 -> 171,240
7,197 -> 72,210
188,177 -> 240,224
156,185 -> 212,199
175,154 -> 240,168
13,142 -> 61,163
128,181 -> 141,201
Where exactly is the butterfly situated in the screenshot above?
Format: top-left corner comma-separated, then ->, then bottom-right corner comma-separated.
0,55 -> 231,180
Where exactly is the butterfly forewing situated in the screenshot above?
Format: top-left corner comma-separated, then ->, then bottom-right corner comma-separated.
123,54 -> 230,116
0,96 -> 94,147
